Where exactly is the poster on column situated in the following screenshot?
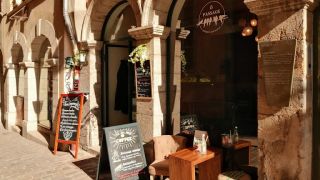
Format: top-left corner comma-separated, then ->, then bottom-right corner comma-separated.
103,123 -> 147,180
53,93 -> 84,159
259,39 -> 296,107
134,60 -> 152,99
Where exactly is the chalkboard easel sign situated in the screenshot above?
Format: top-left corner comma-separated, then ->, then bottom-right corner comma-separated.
101,123 -> 147,180
53,93 -> 84,159
135,60 -> 152,99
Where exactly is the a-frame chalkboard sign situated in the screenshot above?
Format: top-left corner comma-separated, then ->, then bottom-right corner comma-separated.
135,60 -> 152,99
96,123 -> 147,180
53,93 -> 84,159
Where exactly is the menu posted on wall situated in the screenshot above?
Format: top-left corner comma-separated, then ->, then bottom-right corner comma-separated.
104,123 -> 147,180
135,60 -> 152,99
53,93 -> 84,159
259,39 -> 297,107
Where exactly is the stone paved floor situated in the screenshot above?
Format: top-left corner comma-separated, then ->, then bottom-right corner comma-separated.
0,129 -> 110,180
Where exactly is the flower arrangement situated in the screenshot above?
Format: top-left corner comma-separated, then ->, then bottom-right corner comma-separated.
128,44 -> 148,72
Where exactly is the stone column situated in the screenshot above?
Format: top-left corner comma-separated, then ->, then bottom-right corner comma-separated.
21,62 -> 39,137
4,63 -> 18,130
244,0 -> 318,179
171,26 -> 190,135
44,58 -> 59,148
79,40 -> 102,149
87,40 -> 102,148
129,25 -> 170,142
38,65 -> 49,125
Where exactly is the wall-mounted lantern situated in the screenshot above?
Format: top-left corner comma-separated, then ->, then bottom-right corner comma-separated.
77,41 -> 89,65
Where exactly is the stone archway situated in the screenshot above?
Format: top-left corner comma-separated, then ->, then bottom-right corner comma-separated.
31,36 -> 53,130
30,19 -> 58,57
21,19 -> 58,137
87,0 -> 141,41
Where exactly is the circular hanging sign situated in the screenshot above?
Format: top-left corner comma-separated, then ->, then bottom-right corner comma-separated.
197,1 -> 228,33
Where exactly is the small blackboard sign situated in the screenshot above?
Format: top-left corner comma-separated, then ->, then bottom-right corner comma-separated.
54,93 -> 84,159
104,123 -> 147,180
180,114 -> 200,134
135,60 -> 152,99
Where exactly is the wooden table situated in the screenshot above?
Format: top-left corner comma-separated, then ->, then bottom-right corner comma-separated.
223,140 -> 251,170
169,148 -> 221,180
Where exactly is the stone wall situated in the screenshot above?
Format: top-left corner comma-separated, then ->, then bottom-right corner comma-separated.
245,0 -> 318,179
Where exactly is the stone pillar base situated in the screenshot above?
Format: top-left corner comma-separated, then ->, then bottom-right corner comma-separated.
5,112 -> 17,131
22,120 -> 37,137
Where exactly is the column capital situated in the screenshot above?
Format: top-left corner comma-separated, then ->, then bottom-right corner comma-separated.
4,63 -> 18,69
87,40 -> 103,50
176,28 -> 191,40
128,25 -> 170,40
43,58 -> 58,68
19,62 -> 38,68
244,0 -> 319,16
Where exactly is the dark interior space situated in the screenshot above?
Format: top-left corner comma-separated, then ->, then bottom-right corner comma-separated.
179,0 -> 258,144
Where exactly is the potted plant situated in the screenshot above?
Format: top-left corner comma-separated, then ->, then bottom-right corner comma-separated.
181,50 -> 187,73
128,44 -> 148,72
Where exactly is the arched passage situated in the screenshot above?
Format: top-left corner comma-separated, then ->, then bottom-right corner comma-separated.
30,19 -> 59,57
31,36 -> 54,129
89,0 -> 141,40
101,2 -> 137,127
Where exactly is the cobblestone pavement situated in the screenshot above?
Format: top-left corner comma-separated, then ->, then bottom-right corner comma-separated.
0,129 -> 110,180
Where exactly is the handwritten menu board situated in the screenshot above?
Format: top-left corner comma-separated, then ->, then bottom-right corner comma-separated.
135,61 -> 152,99
180,114 -> 200,134
104,123 -> 147,180
54,93 -> 84,159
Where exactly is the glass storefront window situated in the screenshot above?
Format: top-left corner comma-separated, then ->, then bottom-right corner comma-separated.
179,0 -> 258,139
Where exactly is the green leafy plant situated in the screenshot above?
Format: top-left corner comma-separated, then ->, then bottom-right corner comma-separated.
181,50 -> 187,73
128,44 -> 148,72
73,52 -> 80,66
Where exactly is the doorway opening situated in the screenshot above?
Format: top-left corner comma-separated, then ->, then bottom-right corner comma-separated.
101,2 -> 137,127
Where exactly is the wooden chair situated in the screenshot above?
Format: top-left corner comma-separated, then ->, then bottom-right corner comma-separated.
148,135 -> 187,180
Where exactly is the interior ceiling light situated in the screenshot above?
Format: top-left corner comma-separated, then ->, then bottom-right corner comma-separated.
242,26 -> 253,36
250,19 -> 258,27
